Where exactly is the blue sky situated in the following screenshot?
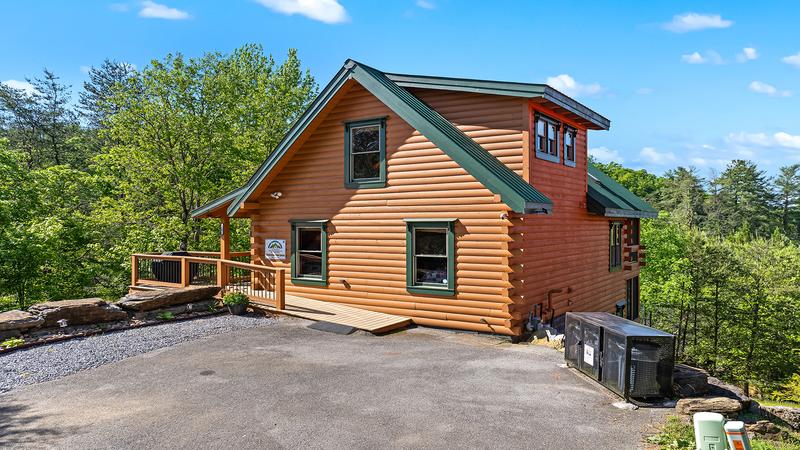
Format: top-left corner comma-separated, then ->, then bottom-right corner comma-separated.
2,0 -> 799,176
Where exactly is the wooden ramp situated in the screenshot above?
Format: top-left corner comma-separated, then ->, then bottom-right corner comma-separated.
251,294 -> 411,334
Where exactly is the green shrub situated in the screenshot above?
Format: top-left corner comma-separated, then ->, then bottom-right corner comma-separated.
223,292 -> 249,306
771,374 -> 800,405
156,311 -> 175,321
1,337 -> 25,349
647,416 -> 694,449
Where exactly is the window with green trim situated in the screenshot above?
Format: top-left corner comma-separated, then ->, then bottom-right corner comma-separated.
535,114 -> 560,163
344,118 -> 386,189
290,220 -> 328,285
564,126 -> 577,167
405,220 -> 455,296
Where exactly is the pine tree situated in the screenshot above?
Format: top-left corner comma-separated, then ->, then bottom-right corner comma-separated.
658,167 -> 706,228
710,160 -> 776,237
775,164 -> 800,239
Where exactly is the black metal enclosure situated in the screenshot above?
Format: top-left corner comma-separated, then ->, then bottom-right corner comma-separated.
564,312 -> 674,399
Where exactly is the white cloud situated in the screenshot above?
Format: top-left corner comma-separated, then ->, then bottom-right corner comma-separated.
681,50 -> 723,64
589,146 -> 623,164
663,13 -> 733,33
138,1 -> 190,20
736,47 -> 758,62
782,52 -> 800,68
636,87 -> 654,95
545,74 -> 604,98
255,0 -> 348,24
727,131 -> 800,149
416,0 -> 435,9
681,52 -> 705,64
639,147 -> 676,164
748,81 -> 791,97
2,79 -> 37,96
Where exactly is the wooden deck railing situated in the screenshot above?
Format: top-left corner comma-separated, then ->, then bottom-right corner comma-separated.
131,253 -> 285,310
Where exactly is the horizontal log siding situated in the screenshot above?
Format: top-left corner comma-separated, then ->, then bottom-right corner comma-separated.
248,84 -> 527,335
509,102 -> 640,329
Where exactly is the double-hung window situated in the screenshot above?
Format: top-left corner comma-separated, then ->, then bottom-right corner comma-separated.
405,220 -> 456,296
535,114 -> 560,163
344,118 -> 386,189
564,127 -> 577,167
290,220 -> 328,285
610,222 -> 623,271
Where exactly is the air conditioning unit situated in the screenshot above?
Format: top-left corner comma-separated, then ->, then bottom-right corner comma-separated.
564,312 -> 675,399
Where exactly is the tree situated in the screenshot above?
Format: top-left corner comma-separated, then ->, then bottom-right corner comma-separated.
709,160 -> 775,237
590,159 -> 663,201
657,167 -> 706,228
774,164 -> 800,239
0,69 -> 84,169
94,45 -> 317,254
79,59 -> 137,129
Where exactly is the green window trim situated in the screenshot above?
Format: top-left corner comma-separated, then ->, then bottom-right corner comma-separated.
563,126 -> 577,168
290,219 -> 328,286
405,219 -> 456,296
344,117 -> 387,189
534,113 -> 561,163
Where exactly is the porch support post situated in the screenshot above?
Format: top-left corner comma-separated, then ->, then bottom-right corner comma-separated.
220,216 -> 231,260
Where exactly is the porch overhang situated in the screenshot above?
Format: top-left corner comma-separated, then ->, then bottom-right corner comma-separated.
191,187 -> 246,219
586,164 -> 658,219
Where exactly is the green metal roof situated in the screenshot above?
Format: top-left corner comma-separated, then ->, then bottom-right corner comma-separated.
384,72 -> 610,130
587,163 -> 658,219
191,187 -> 245,218
224,59 -> 553,217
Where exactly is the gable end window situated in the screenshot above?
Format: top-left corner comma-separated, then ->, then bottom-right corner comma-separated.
534,114 -> 560,163
405,219 -> 456,296
290,220 -> 328,286
564,127 -> 577,167
609,221 -> 623,271
344,118 -> 386,189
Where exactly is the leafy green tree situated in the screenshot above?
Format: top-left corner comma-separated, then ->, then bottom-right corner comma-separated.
94,44 -> 316,255
590,159 -> 663,201
79,59 -> 137,129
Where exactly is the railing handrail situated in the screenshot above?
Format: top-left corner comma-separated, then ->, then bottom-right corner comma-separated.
220,259 -> 283,273
132,251 -> 250,258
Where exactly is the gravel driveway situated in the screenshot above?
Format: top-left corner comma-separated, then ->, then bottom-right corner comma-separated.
0,314 -> 275,393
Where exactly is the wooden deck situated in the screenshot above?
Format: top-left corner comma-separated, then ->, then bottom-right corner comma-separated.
250,294 -> 411,334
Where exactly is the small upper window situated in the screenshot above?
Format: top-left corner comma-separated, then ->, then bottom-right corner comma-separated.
345,118 -> 386,189
564,127 -> 577,167
534,114 -> 560,163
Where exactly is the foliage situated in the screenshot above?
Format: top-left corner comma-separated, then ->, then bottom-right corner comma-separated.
772,374 -> 800,405
0,44 -> 316,309
156,311 -> 175,321
1,337 -> 25,349
223,292 -> 249,306
647,416 -> 800,450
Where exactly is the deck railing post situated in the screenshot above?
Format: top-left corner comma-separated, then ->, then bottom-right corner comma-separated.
275,268 -> 285,311
180,257 -> 190,287
216,259 -> 225,289
131,254 -> 139,286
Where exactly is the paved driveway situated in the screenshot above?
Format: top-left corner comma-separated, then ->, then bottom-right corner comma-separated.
1,318 -> 665,449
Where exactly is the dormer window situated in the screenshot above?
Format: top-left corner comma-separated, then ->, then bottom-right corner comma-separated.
535,114 -> 560,163
564,126 -> 577,167
344,118 -> 386,189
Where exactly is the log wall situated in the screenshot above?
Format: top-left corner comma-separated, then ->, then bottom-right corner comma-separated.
248,83 -> 526,335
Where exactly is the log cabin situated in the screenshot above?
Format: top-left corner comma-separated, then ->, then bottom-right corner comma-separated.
137,59 -> 656,337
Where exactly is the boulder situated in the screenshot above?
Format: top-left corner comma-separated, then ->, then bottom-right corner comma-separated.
117,286 -> 221,312
0,309 -> 44,332
28,298 -> 129,327
761,405 -> 800,431
676,396 -> 742,417
132,298 -> 218,320
747,420 -> 782,437
673,364 -> 710,397
708,377 -> 752,409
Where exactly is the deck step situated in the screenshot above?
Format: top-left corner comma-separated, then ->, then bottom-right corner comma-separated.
250,294 -> 411,334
